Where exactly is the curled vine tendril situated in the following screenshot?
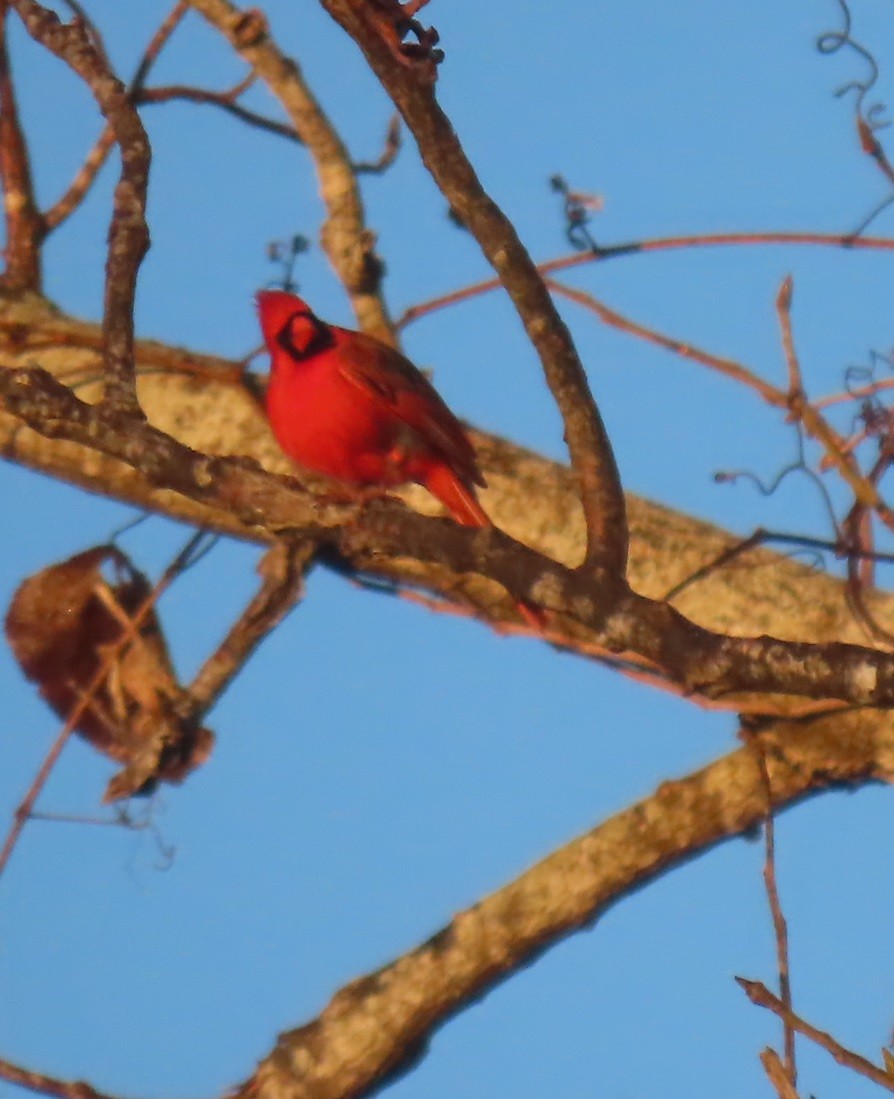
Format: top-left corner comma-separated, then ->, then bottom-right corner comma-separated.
816,0 -> 889,131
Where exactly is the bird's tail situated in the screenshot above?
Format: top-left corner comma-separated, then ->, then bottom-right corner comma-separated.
425,464 -> 490,527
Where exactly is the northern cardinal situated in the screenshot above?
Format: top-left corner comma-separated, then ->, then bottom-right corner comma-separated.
256,289 -> 489,526
257,290 -> 541,628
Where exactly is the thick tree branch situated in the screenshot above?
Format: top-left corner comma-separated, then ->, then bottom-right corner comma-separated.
319,0 -> 628,575
11,0 -> 150,415
5,354 -> 894,708
234,710 -> 894,1099
1,296 -> 889,651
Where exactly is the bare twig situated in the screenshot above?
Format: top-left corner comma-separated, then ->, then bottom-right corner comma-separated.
659,525 -> 894,603
546,278 -> 781,404
395,231 -> 894,330
750,734 -> 797,1085
737,978 -> 894,1093
43,1 -> 189,234
42,127 -> 115,232
352,112 -> 401,174
775,276 -> 802,401
550,272 -> 894,539
0,1057 -> 124,1099
814,375 -> 894,409
187,540 -> 314,714
137,78 -> 304,144
760,1048 -> 801,1099
130,0 -> 188,92
11,0 -> 151,415
0,531 -> 208,881
857,117 -> 894,188
321,0 -> 628,576
772,278 -> 894,531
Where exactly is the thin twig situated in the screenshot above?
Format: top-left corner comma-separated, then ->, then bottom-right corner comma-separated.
130,0 -> 188,92
737,978 -> 894,1093
0,530 -> 209,882
550,271 -> 894,539
775,276 -> 802,401
352,112 -> 401,173
43,1 -> 189,234
750,735 -> 797,1085
760,1048 -> 801,1099
137,78 -> 303,142
661,526 -> 894,603
42,126 -> 115,231
395,231 -> 894,330
186,540 -> 314,714
773,276 -> 894,532
0,1057 -> 124,1099
546,278 -> 781,404
814,376 -> 894,409
857,117 -> 894,187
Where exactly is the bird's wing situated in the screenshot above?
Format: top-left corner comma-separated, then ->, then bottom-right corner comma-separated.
334,329 -> 485,487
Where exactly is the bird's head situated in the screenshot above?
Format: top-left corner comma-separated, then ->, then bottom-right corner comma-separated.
255,290 -> 332,361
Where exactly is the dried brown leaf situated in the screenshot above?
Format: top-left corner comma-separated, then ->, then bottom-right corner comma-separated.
5,545 -> 213,801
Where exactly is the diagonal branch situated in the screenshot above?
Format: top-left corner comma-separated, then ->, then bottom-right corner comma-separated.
234,710 -> 894,1099
186,540 -> 314,715
10,0 -> 150,415
0,1056 -> 124,1099
7,364 -> 894,710
738,978 -> 894,1093
319,0 -> 628,576
42,126 -> 115,232
137,78 -> 303,142
43,1 -> 188,234
395,231 -> 894,330
185,0 -> 393,341
0,4 -> 44,291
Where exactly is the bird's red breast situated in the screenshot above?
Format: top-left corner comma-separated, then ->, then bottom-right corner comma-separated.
256,290 -> 488,526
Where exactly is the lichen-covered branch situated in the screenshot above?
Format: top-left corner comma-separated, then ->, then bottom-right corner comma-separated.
236,710 -> 894,1099
0,295 -> 887,644
5,350 -> 894,709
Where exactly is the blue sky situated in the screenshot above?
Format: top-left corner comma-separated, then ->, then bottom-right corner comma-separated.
2,2 -> 894,1097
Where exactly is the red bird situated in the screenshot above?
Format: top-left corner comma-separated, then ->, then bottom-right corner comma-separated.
256,290 -> 489,526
